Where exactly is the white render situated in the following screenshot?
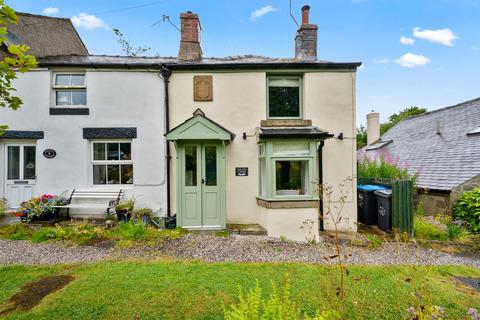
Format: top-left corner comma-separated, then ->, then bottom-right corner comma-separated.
0,69 -> 168,216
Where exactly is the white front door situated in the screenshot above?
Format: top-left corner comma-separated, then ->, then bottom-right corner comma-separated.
5,144 -> 37,208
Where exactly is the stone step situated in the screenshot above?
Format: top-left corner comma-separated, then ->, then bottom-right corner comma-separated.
227,224 -> 268,236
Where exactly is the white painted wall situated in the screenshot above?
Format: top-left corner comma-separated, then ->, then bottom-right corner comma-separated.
0,69 -> 167,216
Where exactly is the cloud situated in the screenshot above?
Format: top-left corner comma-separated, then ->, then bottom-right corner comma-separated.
71,13 -> 109,30
413,27 -> 458,46
400,36 -> 415,45
42,7 -> 59,15
395,53 -> 431,68
374,58 -> 389,64
251,6 -> 278,20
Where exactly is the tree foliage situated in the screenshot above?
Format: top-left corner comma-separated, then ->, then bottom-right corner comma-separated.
0,1 -> 37,133
356,106 -> 427,149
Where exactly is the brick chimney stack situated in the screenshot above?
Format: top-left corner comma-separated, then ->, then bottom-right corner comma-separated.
295,5 -> 318,61
178,11 -> 202,60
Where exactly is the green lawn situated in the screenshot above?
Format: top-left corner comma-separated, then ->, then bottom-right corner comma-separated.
0,262 -> 479,320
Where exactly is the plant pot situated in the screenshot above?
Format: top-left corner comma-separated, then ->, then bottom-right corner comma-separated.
116,210 -> 131,222
141,215 -> 151,226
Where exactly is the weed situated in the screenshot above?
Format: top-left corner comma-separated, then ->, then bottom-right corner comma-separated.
215,230 -> 231,238
366,234 -> 383,249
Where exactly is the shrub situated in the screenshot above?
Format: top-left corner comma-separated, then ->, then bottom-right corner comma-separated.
116,221 -> 149,241
115,198 -> 135,212
223,279 -> 339,320
453,188 -> 480,233
358,155 -> 417,190
0,224 -> 33,240
131,208 -> 153,219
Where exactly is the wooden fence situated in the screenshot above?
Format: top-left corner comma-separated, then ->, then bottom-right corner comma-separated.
358,177 -> 414,236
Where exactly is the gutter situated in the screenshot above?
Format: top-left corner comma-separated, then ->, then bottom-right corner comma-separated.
160,65 -> 172,217
318,141 -> 325,231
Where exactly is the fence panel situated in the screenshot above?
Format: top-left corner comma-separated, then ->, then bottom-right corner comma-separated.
358,177 -> 414,236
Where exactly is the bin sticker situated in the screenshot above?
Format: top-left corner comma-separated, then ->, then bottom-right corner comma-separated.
378,206 -> 386,217
358,194 -> 364,208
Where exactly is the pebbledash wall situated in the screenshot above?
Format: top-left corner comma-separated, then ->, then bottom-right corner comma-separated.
169,70 -> 358,241
0,68 -> 168,216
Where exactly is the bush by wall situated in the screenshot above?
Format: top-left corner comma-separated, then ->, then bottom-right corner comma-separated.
453,188 -> 480,233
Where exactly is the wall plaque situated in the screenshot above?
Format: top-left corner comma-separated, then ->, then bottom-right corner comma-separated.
43,149 -> 56,159
235,167 -> 248,176
193,75 -> 213,101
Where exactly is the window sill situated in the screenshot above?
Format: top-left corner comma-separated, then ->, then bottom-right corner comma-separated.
260,119 -> 312,127
50,107 -> 89,115
256,197 -> 319,209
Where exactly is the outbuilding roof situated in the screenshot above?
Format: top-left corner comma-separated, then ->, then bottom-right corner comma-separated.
6,12 -> 88,57
358,97 -> 480,191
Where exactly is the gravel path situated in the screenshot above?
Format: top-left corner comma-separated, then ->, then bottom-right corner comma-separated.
1,234 -> 479,267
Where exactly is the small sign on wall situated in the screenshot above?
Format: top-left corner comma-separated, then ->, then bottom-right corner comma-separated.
193,75 -> 213,101
43,149 -> 56,159
235,167 -> 248,176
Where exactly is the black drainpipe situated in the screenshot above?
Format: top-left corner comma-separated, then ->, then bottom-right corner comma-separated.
318,141 -> 325,231
160,65 -> 172,217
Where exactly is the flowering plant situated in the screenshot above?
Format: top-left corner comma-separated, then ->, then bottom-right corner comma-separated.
20,194 -> 61,221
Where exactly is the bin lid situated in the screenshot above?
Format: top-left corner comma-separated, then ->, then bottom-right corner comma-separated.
374,189 -> 392,198
357,184 -> 390,192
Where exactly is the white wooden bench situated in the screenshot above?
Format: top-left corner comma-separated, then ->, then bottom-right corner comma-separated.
53,189 -> 123,217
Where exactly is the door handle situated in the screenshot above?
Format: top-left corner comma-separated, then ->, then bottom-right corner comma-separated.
201,178 -> 206,184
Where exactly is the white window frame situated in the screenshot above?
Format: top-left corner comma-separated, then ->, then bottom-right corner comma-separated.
52,72 -> 87,107
90,140 -> 134,186
266,76 -> 303,120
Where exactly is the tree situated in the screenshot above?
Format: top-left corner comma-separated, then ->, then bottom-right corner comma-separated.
356,106 -> 427,149
0,1 -> 37,134
113,28 -> 150,57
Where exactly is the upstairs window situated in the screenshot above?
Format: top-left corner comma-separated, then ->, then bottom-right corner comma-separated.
267,77 -> 302,119
53,73 -> 86,106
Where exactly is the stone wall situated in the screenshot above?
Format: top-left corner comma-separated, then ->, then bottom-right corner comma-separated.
451,174 -> 480,202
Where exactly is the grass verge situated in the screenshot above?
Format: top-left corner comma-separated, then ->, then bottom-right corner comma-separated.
0,262 -> 478,319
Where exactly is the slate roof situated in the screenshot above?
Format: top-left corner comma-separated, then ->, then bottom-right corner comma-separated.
38,54 -> 361,70
358,98 -> 480,191
5,12 -> 88,57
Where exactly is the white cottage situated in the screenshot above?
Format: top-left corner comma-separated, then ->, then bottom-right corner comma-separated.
1,6 -> 361,241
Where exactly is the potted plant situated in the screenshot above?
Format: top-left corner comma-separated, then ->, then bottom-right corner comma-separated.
115,198 -> 134,222
20,194 -> 60,222
132,208 -> 154,225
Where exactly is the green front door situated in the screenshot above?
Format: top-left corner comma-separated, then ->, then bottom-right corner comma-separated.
179,142 -> 225,229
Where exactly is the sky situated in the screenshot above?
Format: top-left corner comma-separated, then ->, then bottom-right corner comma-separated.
8,0 -> 480,126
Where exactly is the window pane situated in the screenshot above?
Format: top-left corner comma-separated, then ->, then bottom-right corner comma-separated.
93,165 -> 106,184
93,143 -> 106,161
72,90 -> 86,105
107,143 -> 119,160
120,143 -> 131,160
107,165 -> 120,184
55,74 -> 70,86
205,146 -> 217,186
185,146 -> 197,186
23,146 -> 36,180
259,158 -> 266,196
56,91 -> 71,105
268,86 -> 300,118
70,74 -> 85,86
7,146 -> 20,180
121,165 -> 134,184
275,161 -> 308,195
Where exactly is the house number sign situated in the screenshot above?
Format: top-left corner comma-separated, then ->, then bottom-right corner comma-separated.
235,167 -> 248,176
43,149 -> 56,159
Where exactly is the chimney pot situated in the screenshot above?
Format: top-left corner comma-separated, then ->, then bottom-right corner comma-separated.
366,112 -> 381,145
301,5 -> 310,24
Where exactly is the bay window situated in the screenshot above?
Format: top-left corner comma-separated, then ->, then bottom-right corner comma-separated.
92,141 -> 133,185
258,140 -> 317,200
